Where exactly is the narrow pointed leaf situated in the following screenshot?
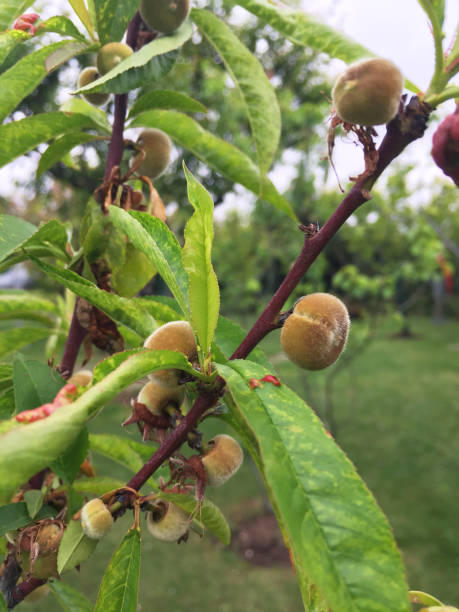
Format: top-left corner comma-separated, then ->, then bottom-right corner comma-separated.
182,165 -> 219,354
50,427 -> 89,484
39,16 -> 87,40
129,110 -> 297,220
0,1 -> 33,30
67,0 -> 96,39
92,349 -> 146,385
30,257 -> 156,339
417,0 -> 445,28
0,327 -> 50,360
49,580 -> 93,612
61,98 -> 112,133
0,30 -> 29,66
93,0 -> 139,44
128,89 -> 207,118
76,23 -> 193,95
57,519 -> 98,574
37,132 -> 100,177
109,207 -> 190,317
13,354 -> 64,414
95,528 -> 141,612
0,502 -> 56,536
0,291 -> 58,322
132,297 -> 181,325
0,112 -> 102,169
216,360 -> 410,612
89,434 -> 146,474
192,8 -> 280,175
213,315 -> 272,368
45,41 -> 96,73
0,350 -> 205,503
72,477 -> 125,497
23,489 -> 44,519
0,215 -> 36,262
0,42 -> 71,122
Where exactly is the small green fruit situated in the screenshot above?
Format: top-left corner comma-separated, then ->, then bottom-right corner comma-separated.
280,293 -> 350,371
81,498 -> 113,540
112,242 -> 157,297
202,434 -> 243,486
146,501 -> 189,542
97,42 -> 133,75
131,129 -> 172,180
144,321 -> 197,387
140,0 -> 190,34
19,523 -> 62,579
77,67 -> 109,106
332,58 -> 403,126
137,380 -> 184,414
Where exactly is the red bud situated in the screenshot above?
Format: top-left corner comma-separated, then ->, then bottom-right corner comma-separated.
431,103 -> 459,187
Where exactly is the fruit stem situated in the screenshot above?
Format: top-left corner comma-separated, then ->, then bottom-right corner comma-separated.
57,12 -> 142,378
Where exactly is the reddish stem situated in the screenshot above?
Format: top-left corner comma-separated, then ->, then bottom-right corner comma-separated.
125,96 -> 431,493
10,578 -> 45,608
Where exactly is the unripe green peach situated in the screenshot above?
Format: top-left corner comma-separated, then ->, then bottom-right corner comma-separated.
80,498 -> 113,540
77,67 -> 109,106
146,501 -> 189,541
68,369 -> 93,387
144,321 -> 197,387
332,58 -> 403,126
137,380 -> 184,414
131,129 -> 172,179
97,42 -> 133,75
280,293 -> 350,371
140,0 -> 190,34
202,434 -> 243,487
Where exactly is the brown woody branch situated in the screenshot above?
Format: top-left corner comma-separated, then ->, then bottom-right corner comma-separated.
125,96 -> 431,493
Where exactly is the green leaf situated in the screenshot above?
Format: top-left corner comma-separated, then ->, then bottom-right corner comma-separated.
49,580 -> 93,612
72,477 -> 125,497
182,165 -> 219,355
93,0 -> 139,44
0,112 -> 102,169
192,8 -> 280,176
157,492 -> 230,545
89,434 -> 149,475
13,354 -> 65,414
216,360 -> 410,612
0,349 -> 204,503
60,97 -> 112,134
0,390 -> 14,420
39,15 -> 88,40
213,315 -> 272,369
129,110 -> 297,221
132,297 -> 180,325
44,41 -> 96,73
0,42 -> 71,122
0,593 -> 6,611
23,489 -> 44,520
109,208 -> 190,317
0,0 -> 33,30
417,0 -> 445,28
0,291 -> 58,324
0,215 -> 36,262
76,23 -> 194,95
57,519 -> 98,574
409,590 -> 444,606
92,349 -> 145,385
67,0 -> 96,39
0,502 -> 56,536
94,528 -> 141,612
50,427 -> 89,485
30,257 -> 156,339
0,327 -> 51,360
229,0 -> 373,64
37,132 -> 101,178
128,89 -> 207,119
0,30 -> 29,66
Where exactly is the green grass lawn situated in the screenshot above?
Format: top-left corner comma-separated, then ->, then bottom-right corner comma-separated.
20,315 -> 459,610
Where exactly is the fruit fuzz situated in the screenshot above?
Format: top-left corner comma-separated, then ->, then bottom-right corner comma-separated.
431,103 -> 459,187
332,58 -> 403,126
97,42 -> 133,75
280,293 -> 350,371
81,498 -> 113,540
131,129 -> 172,179
202,434 -> 244,486
146,501 -> 189,541
140,0 -> 190,34
77,67 -> 109,107
144,321 -> 197,387
137,380 -> 184,415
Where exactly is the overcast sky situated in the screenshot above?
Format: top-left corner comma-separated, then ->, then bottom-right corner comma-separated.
1,0 -> 457,214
